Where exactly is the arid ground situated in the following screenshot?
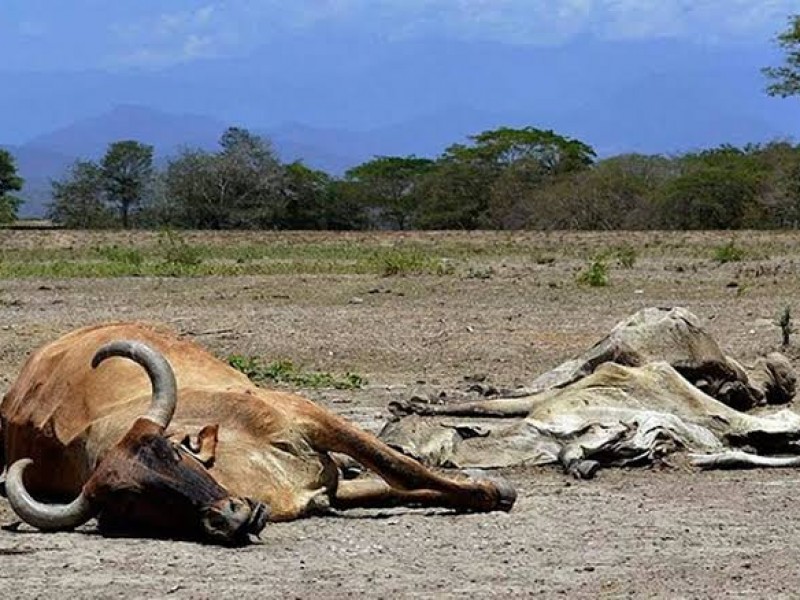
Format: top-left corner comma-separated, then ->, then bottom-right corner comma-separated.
2,230 -> 800,598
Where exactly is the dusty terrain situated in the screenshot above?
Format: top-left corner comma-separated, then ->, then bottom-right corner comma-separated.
2,230 -> 800,598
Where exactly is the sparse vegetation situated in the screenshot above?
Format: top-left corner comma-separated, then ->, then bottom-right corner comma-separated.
577,255 -> 610,287
614,245 -> 637,269
94,245 -> 144,267
778,305 -> 794,347
713,240 -> 746,264
0,231 -> 792,280
372,247 -> 454,277
228,355 -> 366,390
158,229 -> 203,274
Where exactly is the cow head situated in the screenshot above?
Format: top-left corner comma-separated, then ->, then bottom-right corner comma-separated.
5,341 -> 269,545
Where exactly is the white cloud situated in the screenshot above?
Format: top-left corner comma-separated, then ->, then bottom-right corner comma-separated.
111,4 -> 225,67
108,0 -> 799,67
260,0 -> 798,43
593,0 -> 796,42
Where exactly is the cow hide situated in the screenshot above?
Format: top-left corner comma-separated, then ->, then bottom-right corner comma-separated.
381,307 -> 800,477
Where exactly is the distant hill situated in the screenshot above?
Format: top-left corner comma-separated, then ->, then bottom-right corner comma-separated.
24,105 -> 229,158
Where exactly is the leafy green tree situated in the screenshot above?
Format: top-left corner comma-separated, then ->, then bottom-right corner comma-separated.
415,159 -> 496,229
747,141 -> 800,227
0,149 -> 24,223
417,126 -> 596,229
658,161 -> 762,230
48,160 -> 115,228
279,162 -> 369,229
445,127 -> 596,174
764,14 -> 800,97
345,156 -> 435,229
101,140 -> 154,228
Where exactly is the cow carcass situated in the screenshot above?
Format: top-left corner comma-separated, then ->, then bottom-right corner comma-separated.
0,323 -> 515,544
383,307 -> 800,478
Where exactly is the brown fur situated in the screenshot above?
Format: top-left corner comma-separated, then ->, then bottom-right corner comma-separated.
1,323 -> 514,522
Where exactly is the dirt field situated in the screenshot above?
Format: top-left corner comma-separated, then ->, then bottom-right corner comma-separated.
2,230 -> 800,598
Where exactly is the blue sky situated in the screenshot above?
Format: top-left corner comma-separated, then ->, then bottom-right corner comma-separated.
1,1 -> 797,71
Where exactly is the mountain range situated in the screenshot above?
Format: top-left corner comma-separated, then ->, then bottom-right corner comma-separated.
2,33 -> 798,217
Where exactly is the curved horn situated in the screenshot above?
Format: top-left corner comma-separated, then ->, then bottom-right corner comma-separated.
5,459 -> 97,531
92,340 -> 178,429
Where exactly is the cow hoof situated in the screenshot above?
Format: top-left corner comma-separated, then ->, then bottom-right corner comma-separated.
493,478 -> 517,512
387,400 -> 412,418
388,397 -> 432,418
462,469 -> 517,512
565,459 -> 600,480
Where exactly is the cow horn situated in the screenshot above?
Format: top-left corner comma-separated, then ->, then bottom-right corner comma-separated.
92,340 -> 178,429
5,459 -> 97,531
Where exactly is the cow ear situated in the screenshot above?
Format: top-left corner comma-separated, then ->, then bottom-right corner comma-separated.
176,424 -> 219,467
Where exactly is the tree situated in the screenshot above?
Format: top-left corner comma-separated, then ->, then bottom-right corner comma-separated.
444,127 -> 596,174
658,160 -> 762,230
345,156 -> 435,229
101,140 -> 154,228
415,159 -> 496,229
279,162 -> 370,230
217,127 -> 287,227
764,14 -> 800,97
165,128 -> 287,229
417,127 -> 596,229
0,149 -> 24,223
519,154 -> 673,230
746,141 -> 800,227
48,160 -> 115,228
164,149 -> 227,228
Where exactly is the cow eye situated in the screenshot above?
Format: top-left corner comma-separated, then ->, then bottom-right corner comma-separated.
171,445 -> 183,462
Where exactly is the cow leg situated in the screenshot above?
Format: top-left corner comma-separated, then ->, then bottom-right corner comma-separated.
333,479 -> 484,511
389,396 -> 535,418
691,451 -> 800,469
303,409 -> 516,513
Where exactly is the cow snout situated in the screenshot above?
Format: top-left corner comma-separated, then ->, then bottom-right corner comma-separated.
201,497 -> 270,544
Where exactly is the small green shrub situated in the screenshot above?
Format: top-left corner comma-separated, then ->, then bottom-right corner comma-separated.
713,241 -> 745,264
228,355 -> 366,390
778,305 -> 793,347
577,256 -> 610,287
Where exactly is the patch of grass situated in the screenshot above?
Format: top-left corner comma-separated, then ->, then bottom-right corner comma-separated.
158,230 -> 204,274
94,245 -> 145,267
228,355 -> 366,390
372,247 -> 453,277
576,255 -> 610,287
713,240 -> 746,264
614,245 -> 637,269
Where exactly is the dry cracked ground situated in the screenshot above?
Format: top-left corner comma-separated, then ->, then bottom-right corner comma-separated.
2,230 -> 800,598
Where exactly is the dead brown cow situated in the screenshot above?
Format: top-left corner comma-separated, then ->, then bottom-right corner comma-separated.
0,323 -> 515,545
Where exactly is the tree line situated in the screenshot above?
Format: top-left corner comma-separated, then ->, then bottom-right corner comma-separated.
34,127 -> 800,231
0,12 -> 796,231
